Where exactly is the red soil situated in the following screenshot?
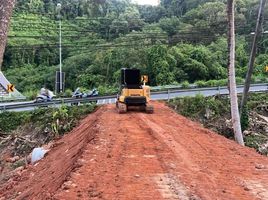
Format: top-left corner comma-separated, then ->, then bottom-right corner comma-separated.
1,102 -> 268,200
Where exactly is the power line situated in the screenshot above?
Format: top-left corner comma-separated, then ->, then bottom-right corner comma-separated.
9,24 -> 223,35
5,33 -> 220,50
12,15 -> 143,21
6,32 -> 218,47
7,32 -> 168,38
10,25 -> 144,33
7,34 -> 95,38
9,16 -> 257,37
9,23 -> 252,34
7,42 -> 169,52
7,36 -> 169,49
6,35 -> 172,49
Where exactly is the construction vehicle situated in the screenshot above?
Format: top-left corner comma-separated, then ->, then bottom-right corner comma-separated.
116,68 -> 154,114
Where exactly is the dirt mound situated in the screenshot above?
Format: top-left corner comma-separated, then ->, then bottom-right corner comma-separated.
2,102 -> 268,200
0,107 -> 102,199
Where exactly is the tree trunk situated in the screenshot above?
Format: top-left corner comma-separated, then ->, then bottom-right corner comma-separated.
0,0 -> 16,70
227,0 -> 244,145
240,0 -> 267,112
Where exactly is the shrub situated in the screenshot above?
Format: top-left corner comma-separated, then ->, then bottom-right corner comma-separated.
0,103 -> 96,134
68,103 -> 96,119
251,76 -> 257,83
195,80 -> 207,87
23,90 -> 39,100
51,105 -> 70,136
97,85 -> 118,95
169,94 -> 229,119
217,79 -> 228,86
64,89 -> 73,97
181,81 -> 190,89
171,94 -> 206,117
260,76 -> 268,82
240,106 -> 249,132
235,77 -> 244,84
206,80 -> 218,87
244,135 -> 266,150
51,104 -> 96,136
0,112 -> 31,132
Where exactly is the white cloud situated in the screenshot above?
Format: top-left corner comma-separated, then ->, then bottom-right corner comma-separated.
132,0 -> 159,6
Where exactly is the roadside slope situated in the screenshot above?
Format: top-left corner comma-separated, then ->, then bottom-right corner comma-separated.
1,102 -> 268,200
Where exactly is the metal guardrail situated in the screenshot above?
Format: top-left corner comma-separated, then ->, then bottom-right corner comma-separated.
156,83 -> 268,102
0,83 -> 267,111
151,84 -> 196,90
150,81 -> 268,91
0,94 -> 117,111
0,96 -> 26,102
152,83 -> 268,94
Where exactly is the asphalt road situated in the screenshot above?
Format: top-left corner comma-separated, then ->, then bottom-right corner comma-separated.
97,84 -> 268,105
1,84 -> 267,112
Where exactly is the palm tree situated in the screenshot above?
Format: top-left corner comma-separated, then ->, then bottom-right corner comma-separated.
0,0 -> 16,70
227,0 -> 244,145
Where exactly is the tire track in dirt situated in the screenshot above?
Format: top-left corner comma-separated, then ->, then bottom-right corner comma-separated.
53,105 -> 168,199
136,102 -> 268,200
2,102 -> 268,200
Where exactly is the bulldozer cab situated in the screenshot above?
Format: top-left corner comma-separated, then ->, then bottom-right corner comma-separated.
120,68 -> 141,89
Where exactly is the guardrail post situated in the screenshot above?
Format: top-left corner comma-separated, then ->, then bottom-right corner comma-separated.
168,89 -> 170,102
218,86 -> 221,95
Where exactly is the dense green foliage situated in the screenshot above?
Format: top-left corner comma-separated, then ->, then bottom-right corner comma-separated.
168,93 -> 268,150
0,112 -> 31,132
169,94 -> 229,118
169,93 -> 268,119
0,103 -> 96,132
240,105 -> 249,131
3,0 -> 268,94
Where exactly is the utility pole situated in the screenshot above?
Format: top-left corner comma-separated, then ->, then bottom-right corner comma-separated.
57,3 -> 63,93
59,12 -> 62,93
240,0 -> 267,112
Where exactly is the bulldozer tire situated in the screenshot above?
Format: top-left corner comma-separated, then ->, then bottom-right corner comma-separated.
139,105 -> 146,111
116,101 -> 119,108
117,102 -> 127,114
145,104 -> 154,114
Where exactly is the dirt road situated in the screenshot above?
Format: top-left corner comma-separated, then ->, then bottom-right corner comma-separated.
1,102 -> 268,200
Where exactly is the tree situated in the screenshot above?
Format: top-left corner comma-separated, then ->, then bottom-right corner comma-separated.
159,17 -> 181,37
227,0 -> 244,145
147,45 -> 176,85
0,0 -> 16,70
138,5 -> 166,23
160,0 -> 210,17
120,6 -> 144,31
183,2 -> 226,28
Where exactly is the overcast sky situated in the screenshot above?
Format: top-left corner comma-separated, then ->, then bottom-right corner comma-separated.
132,0 -> 159,6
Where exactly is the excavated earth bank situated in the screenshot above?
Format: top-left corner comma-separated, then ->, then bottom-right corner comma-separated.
1,102 -> 268,200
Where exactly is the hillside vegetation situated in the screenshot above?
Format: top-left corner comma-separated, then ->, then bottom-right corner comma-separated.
3,0 -> 268,94
169,94 -> 268,154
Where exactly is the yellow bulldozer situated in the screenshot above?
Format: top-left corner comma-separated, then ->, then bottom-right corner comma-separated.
116,68 -> 154,114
